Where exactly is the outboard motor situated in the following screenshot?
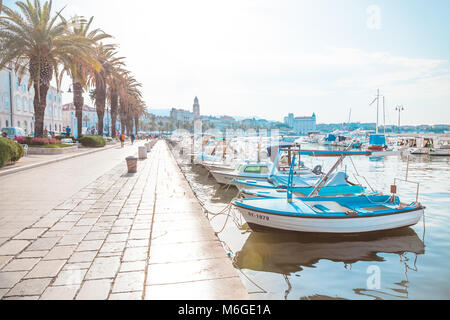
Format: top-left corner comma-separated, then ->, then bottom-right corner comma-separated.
312,165 -> 323,175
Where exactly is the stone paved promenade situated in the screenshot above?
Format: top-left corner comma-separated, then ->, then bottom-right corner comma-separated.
0,140 -> 248,300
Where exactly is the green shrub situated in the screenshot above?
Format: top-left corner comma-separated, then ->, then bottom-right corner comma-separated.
0,138 -> 25,167
79,135 -> 106,148
55,135 -> 76,142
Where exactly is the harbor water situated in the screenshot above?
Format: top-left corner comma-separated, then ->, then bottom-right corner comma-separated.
171,142 -> 450,300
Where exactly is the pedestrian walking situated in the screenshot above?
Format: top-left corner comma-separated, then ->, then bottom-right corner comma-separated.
120,133 -> 125,148
131,134 -> 136,145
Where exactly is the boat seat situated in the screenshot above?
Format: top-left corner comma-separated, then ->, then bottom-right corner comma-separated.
304,201 -> 349,213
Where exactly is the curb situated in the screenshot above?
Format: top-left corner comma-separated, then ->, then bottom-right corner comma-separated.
0,143 -> 124,178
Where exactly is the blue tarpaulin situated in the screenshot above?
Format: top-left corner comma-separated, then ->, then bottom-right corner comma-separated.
369,134 -> 386,146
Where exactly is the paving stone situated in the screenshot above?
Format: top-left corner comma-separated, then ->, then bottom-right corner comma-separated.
0,256 -> 13,269
76,279 -> 112,300
17,250 -> 49,259
53,269 -> 87,286
123,247 -> 148,262
147,258 -> 238,286
126,240 -> 149,248
25,260 -> 66,279
63,262 -> 91,270
40,285 -> 80,300
109,291 -> 142,300
76,240 -> 104,252
2,258 -> 41,272
50,221 -> 77,232
6,278 -> 52,297
68,226 -> 92,235
76,218 -> 98,226
85,256 -> 121,280
3,295 -> 40,300
0,271 -> 27,289
13,228 -> 48,240
112,271 -> 146,293
68,251 -> 97,263
0,240 -> 30,255
110,226 -> 131,234
128,230 -> 150,240
99,242 -> 126,254
144,277 -> 247,300
44,246 -> 77,260
58,234 -> 85,246
84,231 -> 108,241
120,261 -> 146,272
26,237 -> 60,251
106,233 -> 128,243
0,288 -> 8,299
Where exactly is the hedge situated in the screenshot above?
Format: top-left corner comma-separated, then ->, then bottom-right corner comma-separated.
0,137 -> 25,168
79,135 -> 106,148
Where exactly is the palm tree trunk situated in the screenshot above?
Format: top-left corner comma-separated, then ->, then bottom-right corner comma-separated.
110,92 -> 118,138
134,116 -> 139,135
72,80 -> 84,138
0,0 -> 3,13
30,57 -> 52,138
95,78 -> 106,136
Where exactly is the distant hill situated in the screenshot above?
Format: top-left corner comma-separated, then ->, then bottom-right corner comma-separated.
147,109 -> 171,117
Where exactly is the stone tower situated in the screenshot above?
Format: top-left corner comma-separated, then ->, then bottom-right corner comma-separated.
193,96 -> 200,120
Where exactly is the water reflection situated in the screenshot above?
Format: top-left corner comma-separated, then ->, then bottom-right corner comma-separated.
234,228 -> 424,275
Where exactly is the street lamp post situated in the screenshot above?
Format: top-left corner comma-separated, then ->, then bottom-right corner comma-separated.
395,105 -> 405,133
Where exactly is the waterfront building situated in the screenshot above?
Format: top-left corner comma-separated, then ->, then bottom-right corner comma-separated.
170,97 -> 201,123
284,113 -> 294,128
62,103 -> 120,135
0,66 -> 63,135
283,113 -> 317,134
193,96 -> 200,120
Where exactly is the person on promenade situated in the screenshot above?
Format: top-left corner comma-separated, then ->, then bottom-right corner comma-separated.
120,133 -> 125,148
1,132 -> 7,138
131,134 -> 136,145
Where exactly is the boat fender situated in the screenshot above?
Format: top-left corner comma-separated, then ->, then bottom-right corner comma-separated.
312,165 -> 323,175
346,210 -> 358,216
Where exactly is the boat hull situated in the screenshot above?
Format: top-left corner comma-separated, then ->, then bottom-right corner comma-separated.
235,206 -> 424,234
210,171 -> 267,186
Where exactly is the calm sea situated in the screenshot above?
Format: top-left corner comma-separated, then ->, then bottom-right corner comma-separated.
171,142 -> 450,300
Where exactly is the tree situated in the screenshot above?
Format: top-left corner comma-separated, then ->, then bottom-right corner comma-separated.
63,16 -> 110,138
0,0 -> 99,137
92,43 -> 124,136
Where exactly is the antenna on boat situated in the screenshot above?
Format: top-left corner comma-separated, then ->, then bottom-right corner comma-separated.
286,152 -> 297,203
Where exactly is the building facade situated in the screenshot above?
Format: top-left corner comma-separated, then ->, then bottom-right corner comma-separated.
293,113 -> 317,134
62,103 -> 119,136
170,97 -> 201,123
284,113 -> 317,134
1,67 -> 63,135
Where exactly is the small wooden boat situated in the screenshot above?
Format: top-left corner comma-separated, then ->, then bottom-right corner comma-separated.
233,147 -> 425,233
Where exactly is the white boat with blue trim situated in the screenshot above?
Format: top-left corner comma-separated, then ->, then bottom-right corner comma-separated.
233,148 -> 425,233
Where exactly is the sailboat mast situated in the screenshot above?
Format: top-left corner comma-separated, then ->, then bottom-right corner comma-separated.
376,89 -> 380,134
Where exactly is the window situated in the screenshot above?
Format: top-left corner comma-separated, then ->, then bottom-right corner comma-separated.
15,97 -> 20,111
244,166 -> 264,174
17,121 -> 21,128
24,121 -> 27,131
22,97 -> 27,113
6,120 -> 9,127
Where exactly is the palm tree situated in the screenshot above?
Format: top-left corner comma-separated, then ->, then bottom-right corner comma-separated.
118,74 -> 142,135
0,0 -> 100,137
92,43 -> 124,136
63,16 -> 110,138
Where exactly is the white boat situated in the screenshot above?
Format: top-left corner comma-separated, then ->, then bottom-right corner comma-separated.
234,197 -> 424,233
233,149 -> 425,233
210,162 -> 272,185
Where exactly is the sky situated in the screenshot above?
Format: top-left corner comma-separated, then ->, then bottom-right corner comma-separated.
3,0 -> 450,125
